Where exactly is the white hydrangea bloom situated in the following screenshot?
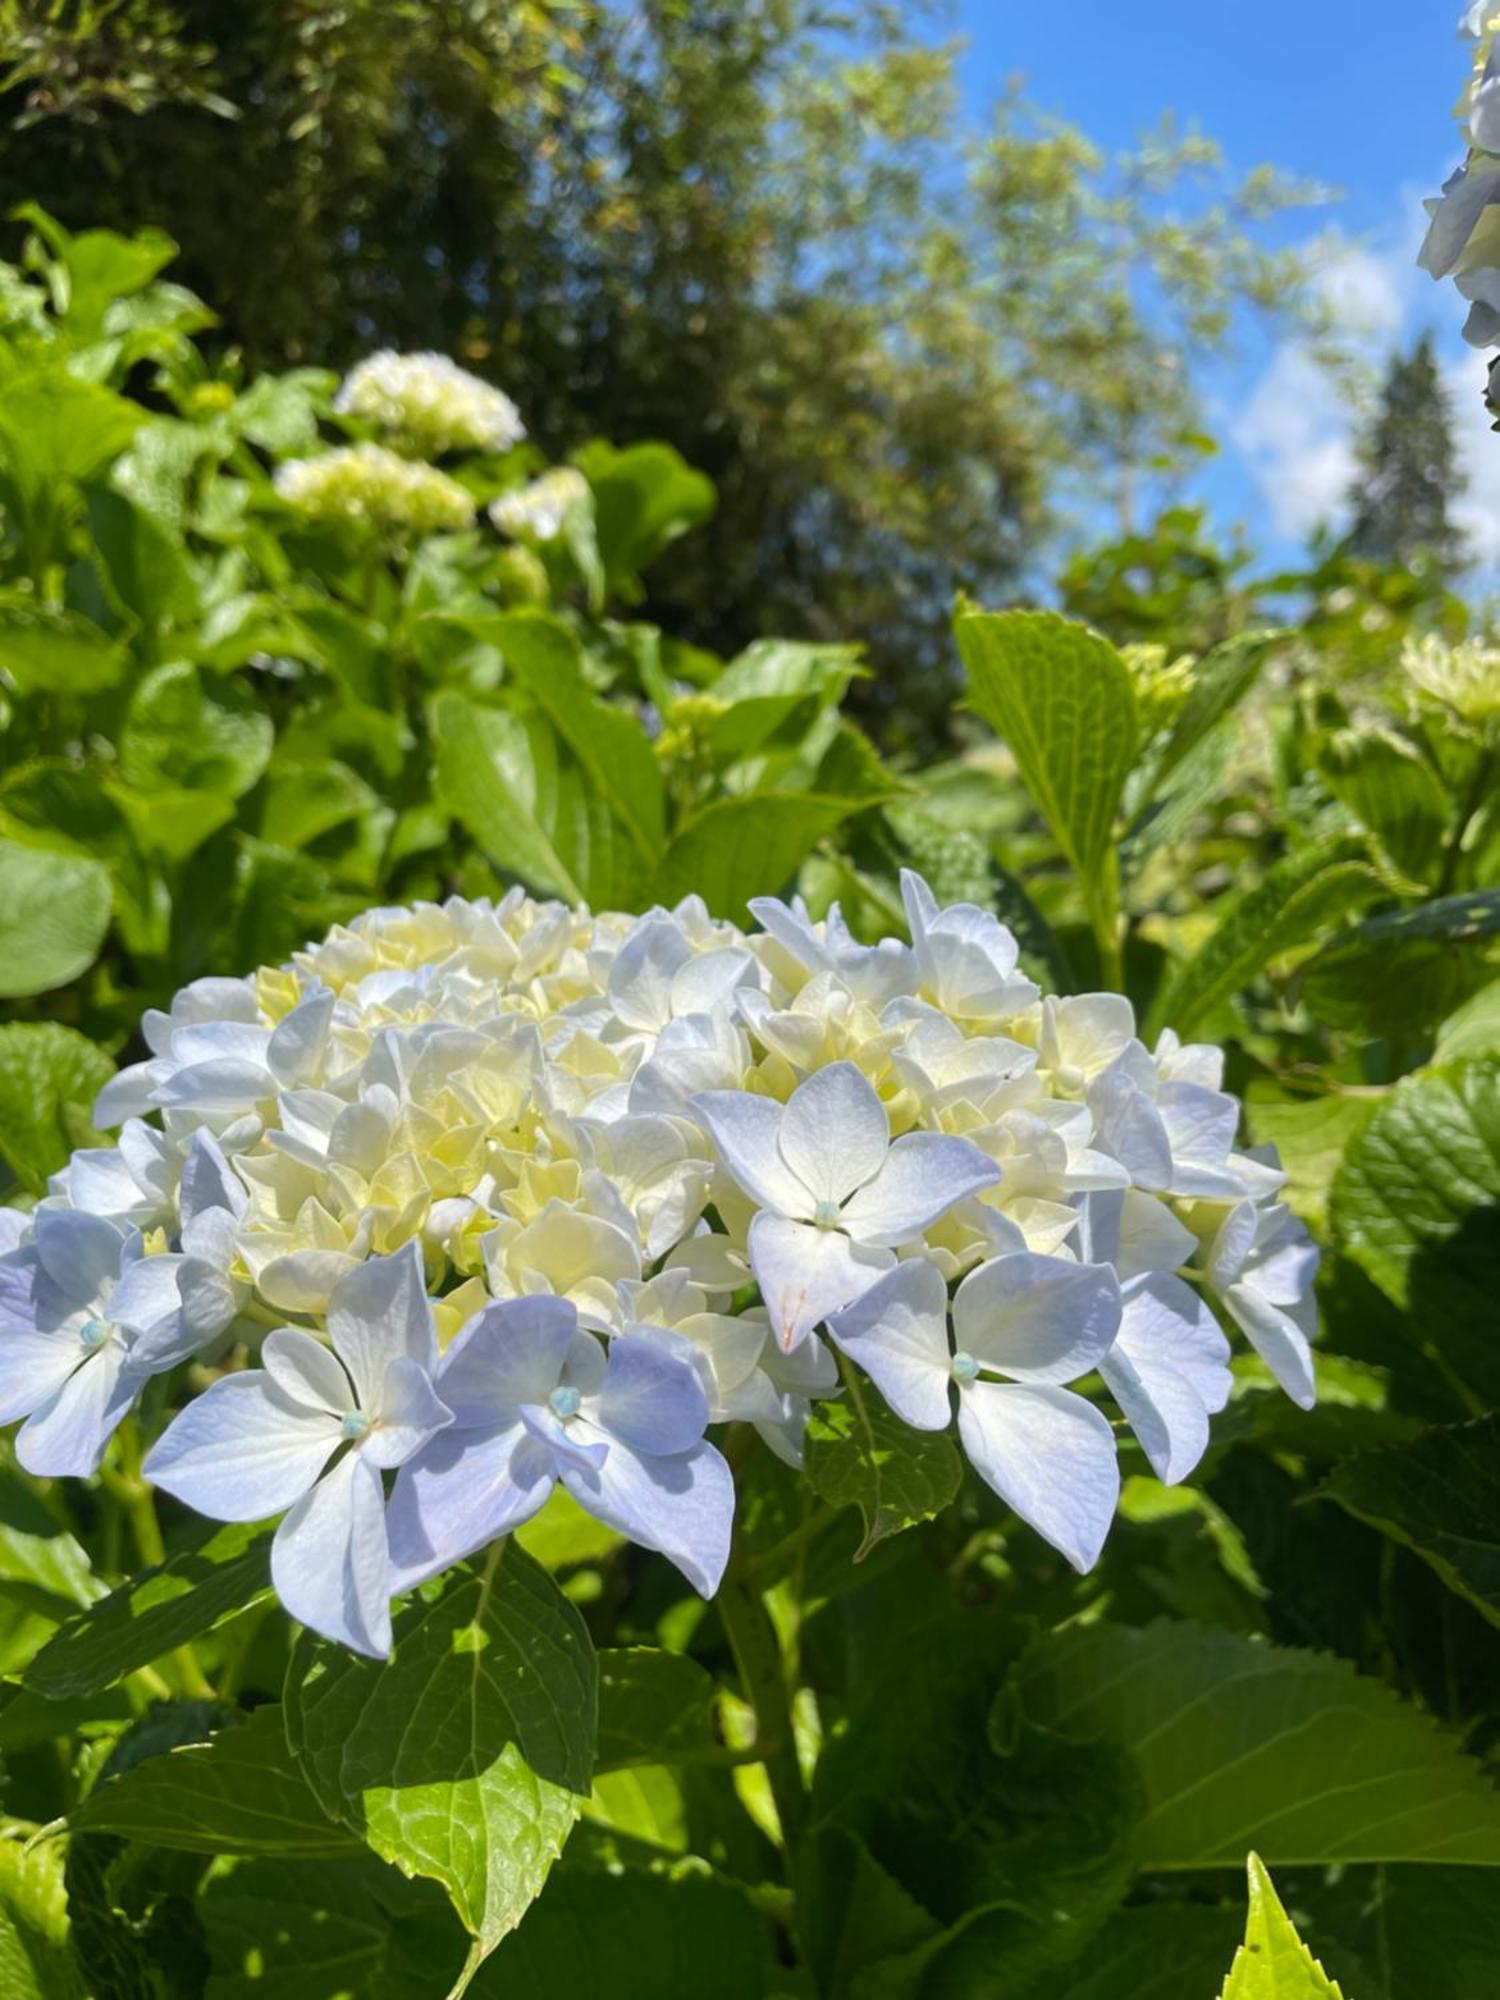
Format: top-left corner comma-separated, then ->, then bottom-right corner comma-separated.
334,351 -> 525,456
489,467 -> 590,543
274,444 -> 475,536
0,871 -> 1319,1653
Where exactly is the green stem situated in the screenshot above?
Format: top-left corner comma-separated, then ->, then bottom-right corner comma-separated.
1436,746 -> 1495,896
107,1422 -> 217,1702
717,1567 -> 805,1852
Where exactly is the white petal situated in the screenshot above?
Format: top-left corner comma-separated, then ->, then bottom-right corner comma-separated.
365,1354 -> 452,1468
94,1059 -> 168,1126
438,1295 -> 583,1422
957,1381 -> 1119,1572
267,989 -> 335,1086
953,1252 -> 1120,1383
841,1132 -> 1000,1246
0,1324 -> 83,1424
17,1344 -> 134,1477
178,1129 -> 248,1224
33,1208 -> 123,1305
826,1258 -> 952,1430
1225,1284 -> 1317,1409
272,1451 -> 392,1658
327,1242 -> 436,1403
262,1328 -> 351,1416
777,1062 -> 889,1207
386,1423 -> 554,1593
1088,1068 -> 1173,1191
562,1436 -> 733,1596
691,1091 -> 811,1216
588,1337 -> 709,1457
144,1372 -> 338,1520
1101,1273 -> 1230,1484
748,1211 -> 892,1352
107,1254 -> 185,1331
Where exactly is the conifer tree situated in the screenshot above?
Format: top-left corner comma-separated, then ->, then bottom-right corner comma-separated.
1346,333 -> 1469,574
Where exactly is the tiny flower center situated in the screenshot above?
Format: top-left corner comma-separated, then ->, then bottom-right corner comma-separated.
78,1317 -> 113,1353
549,1384 -> 582,1420
951,1350 -> 982,1383
1056,1063 -> 1086,1094
812,1198 -> 843,1228
340,1410 -> 370,1442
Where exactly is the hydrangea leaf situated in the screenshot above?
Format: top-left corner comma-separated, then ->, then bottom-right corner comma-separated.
283,1545 -> 597,1968
69,1705 -> 359,1858
120,661 -> 273,800
1330,1058 -> 1500,1410
1321,1414 -> 1500,1630
649,791 -> 860,920
433,690 -> 646,909
24,1520 -> 271,1700
0,843 -> 111,1000
805,1385 -> 962,1559
0,1023 -> 112,1198
955,607 -> 1139,945
0,1833 -> 86,2000
1019,1619 -> 1500,1866
1218,1855 -> 1345,1999
1147,834 -> 1383,1038
594,1647 -> 719,1774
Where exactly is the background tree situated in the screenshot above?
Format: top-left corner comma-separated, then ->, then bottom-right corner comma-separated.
0,0 -> 1323,749
1345,332 -> 1469,577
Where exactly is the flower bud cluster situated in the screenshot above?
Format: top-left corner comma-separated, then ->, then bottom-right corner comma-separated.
0,877 -> 1317,1655
333,351 -> 526,457
273,442 -> 476,536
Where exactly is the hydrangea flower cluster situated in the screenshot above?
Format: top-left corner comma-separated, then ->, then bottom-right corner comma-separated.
1421,7 -> 1500,346
489,467 -> 590,544
333,351 -> 527,457
274,442 -> 476,537
0,878 -> 1318,1657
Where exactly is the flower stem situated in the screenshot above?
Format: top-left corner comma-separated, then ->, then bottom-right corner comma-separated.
107,1421 -> 217,1702
717,1564 -> 805,1852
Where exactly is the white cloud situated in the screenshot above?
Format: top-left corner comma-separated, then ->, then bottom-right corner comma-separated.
1232,342 -> 1357,540
1230,204 -> 1500,567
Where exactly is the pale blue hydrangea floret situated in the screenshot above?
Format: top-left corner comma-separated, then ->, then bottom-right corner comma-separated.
145,1244 -> 452,1657
0,1209 -> 200,1476
384,1293 -> 731,1601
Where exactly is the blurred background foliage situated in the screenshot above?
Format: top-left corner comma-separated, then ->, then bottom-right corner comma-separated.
0,0 -> 1335,749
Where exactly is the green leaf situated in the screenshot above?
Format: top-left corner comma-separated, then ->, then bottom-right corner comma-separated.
284,1546 -> 597,1966
1435,980 -> 1500,1062
0,1838 -> 87,2000
1330,1059 -> 1500,1410
492,613 -> 666,857
0,607 -> 126,694
805,1386 -> 962,1559
1026,1905 -> 1244,2000
1218,1855 -> 1346,1999
120,662 -> 273,800
25,1521 -> 270,1701
1019,1618 -> 1500,1866
713,637 -> 862,708
432,690 -> 643,908
197,1855 -> 464,2000
0,1470 -> 98,1611
1153,630 -> 1279,788
1294,892 -> 1500,1038
955,608 -> 1139,939
0,1022 -> 114,1195
484,1866 -> 781,1999
512,1488 -> 624,1570
574,441 -> 715,597
1317,725 -> 1450,885
87,485 -> 200,632
69,1706 -> 359,1858
0,370 -> 142,490
1149,835 -> 1384,1038
1243,1086 -> 1381,1235
1321,1415 -> 1500,1629
649,792 -> 859,920
0,760 -> 131,859
594,1648 -> 718,1774
0,842 -> 111,998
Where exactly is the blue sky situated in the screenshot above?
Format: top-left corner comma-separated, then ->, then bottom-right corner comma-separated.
955,2 -> 1495,569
